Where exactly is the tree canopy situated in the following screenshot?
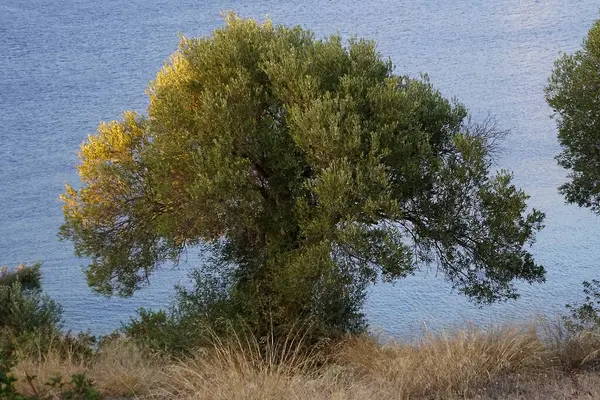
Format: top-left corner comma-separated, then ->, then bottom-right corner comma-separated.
546,19 -> 600,212
61,14 -> 545,336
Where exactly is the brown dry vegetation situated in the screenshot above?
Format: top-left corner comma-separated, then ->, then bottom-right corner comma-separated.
10,320 -> 600,400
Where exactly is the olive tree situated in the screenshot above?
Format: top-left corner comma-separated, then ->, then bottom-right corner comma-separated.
547,18 -> 600,334
546,19 -> 600,212
61,14 -> 545,337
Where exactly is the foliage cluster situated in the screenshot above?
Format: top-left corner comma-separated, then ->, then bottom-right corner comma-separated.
546,17 -> 600,341
0,264 -> 63,349
564,280 -> 600,333
546,19 -> 600,213
0,266 -> 100,399
122,268 -> 226,355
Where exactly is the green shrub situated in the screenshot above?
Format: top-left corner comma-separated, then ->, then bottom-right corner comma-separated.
38,374 -> 101,400
564,280 -> 600,333
124,267 -> 338,357
0,263 -> 64,362
0,264 -> 41,291
123,268 -> 234,355
123,309 -> 184,354
0,349 -> 22,400
0,264 -> 63,341
1,281 -> 63,335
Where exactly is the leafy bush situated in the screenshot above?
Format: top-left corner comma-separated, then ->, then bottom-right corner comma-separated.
37,374 -> 101,400
0,264 -> 42,291
564,280 -> 600,333
123,268 -> 235,355
0,349 -> 21,399
124,309 -> 185,354
0,263 -> 65,366
1,282 -> 63,336
0,264 -> 63,345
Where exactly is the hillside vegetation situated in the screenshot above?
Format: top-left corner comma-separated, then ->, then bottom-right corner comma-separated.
5,320 -> 600,399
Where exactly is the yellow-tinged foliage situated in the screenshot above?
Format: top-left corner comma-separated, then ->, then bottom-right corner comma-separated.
78,111 -> 147,178
61,112 -> 149,234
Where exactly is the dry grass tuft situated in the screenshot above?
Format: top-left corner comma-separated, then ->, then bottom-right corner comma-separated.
537,315 -> 600,370
13,351 -> 87,397
12,337 -> 164,398
9,320 -> 600,399
151,327 -> 332,399
89,338 -> 164,397
336,324 -> 546,398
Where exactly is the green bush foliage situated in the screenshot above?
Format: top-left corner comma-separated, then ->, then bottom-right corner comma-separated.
564,280 -> 600,333
0,349 -> 21,399
0,265 -> 99,399
546,19 -> 600,213
0,264 -> 42,291
124,308 -> 187,354
123,267 -> 232,354
0,264 -> 63,343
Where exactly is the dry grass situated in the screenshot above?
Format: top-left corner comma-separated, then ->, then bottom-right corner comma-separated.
9,320 -> 600,399
12,338 -> 164,398
150,329 -> 345,400
336,324 -> 547,398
